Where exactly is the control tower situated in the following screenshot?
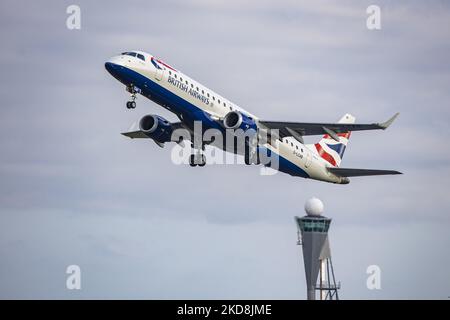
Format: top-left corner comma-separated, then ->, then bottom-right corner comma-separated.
295,198 -> 340,300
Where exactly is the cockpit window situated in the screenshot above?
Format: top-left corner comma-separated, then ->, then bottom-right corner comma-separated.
120,52 -> 145,61
121,52 -> 137,57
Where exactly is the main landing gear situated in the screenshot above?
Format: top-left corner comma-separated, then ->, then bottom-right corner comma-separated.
126,85 -> 137,109
189,143 -> 206,167
189,153 -> 206,167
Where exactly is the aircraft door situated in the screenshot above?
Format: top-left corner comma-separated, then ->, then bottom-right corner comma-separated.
155,68 -> 164,81
305,151 -> 312,168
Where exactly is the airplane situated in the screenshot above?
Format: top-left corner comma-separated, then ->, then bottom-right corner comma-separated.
105,50 -> 402,184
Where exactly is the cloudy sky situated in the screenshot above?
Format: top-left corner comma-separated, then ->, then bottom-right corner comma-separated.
0,0 -> 449,299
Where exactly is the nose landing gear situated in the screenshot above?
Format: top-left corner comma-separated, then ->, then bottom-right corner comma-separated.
126,85 -> 138,109
126,101 -> 136,109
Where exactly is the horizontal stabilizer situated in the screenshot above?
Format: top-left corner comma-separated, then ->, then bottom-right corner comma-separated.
328,167 -> 402,177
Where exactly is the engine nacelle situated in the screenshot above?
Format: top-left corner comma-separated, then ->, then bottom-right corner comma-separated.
139,114 -> 173,143
223,111 -> 257,131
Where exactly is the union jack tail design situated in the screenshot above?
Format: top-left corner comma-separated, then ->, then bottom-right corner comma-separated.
313,114 -> 355,167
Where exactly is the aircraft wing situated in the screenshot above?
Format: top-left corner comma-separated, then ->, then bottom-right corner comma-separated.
328,167 -> 402,177
259,113 -> 399,140
121,121 -> 188,148
121,131 -> 149,139
121,121 -> 187,139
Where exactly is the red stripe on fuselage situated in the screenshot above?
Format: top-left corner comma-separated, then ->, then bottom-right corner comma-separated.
156,59 -> 177,72
315,143 -> 337,166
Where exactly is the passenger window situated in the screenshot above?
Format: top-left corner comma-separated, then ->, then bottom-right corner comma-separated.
185,80 -> 188,85
213,96 -> 215,101
191,84 -> 194,88
174,74 -> 177,78
218,99 -> 221,104
207,93 -> 210,97
169,71 -> 172,75
196,87 -> 199,91
224,102 -> 226,107
180,77 -> 183,81
202,90 -> 204,94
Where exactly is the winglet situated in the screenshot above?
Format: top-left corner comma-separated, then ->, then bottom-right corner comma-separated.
378,112 -> 399,129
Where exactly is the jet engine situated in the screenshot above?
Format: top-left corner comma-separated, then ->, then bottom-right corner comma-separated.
139,114 -> 174,144
223,111 -> 257,131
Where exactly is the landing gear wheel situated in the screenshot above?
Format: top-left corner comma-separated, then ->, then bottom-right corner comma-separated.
126,101 -> 136,109
126,85 -> 138,109
189,154 -> 197,167
198,154 -> 206,167
244,150 -> 251,165
189,153 -> 206,167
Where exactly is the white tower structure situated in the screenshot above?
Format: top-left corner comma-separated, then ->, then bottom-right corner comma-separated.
295,198 -> 340,300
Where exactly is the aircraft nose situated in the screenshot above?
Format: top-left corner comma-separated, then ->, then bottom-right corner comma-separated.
105,61 -> 116,73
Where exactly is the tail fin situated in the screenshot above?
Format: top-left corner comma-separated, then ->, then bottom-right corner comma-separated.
312,113 -> 355,167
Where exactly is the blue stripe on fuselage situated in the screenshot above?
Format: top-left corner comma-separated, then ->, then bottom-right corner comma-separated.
258,147 -> 309,178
